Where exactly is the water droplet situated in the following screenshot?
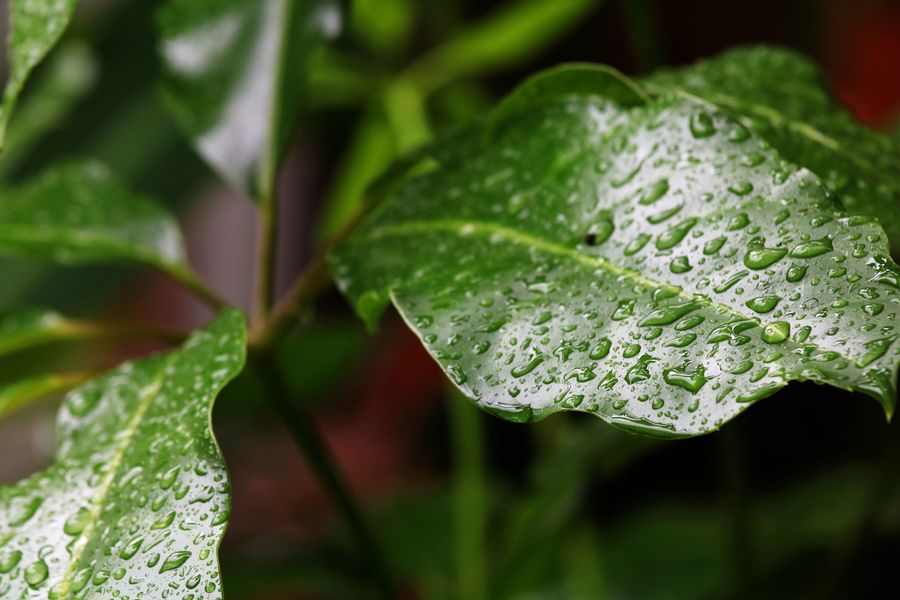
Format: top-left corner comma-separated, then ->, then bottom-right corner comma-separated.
625,355 -> 657,384
656,218 -> 698,250
745,295 -> 780,314
664,333 -> 697,347
727,213 -> 750,231
9,496 -> 42,526
160,550 -> 192,573
663,365 -> 709,393
624,233 -> 651,256
611,298 -> 636,321
704,236 -> 726,255
790,238 -> 833,258
638,300 -> 701,327
707,319 -> 758,345
858,337 -> 895,367
761,321 -> 790,344
585,214 -> 614,246
786,265 -> 807,282
24,558 -> 48,587
670,256 -> 693,273
689,111 -> 716,138
589,338 -> 612,359
639,179 -> 670,205
119,535 -> 144,560
744,241 -> 787,270
511,355 -> 545,378
728,182 -> 753,196
63,506 -> 90,536
713,271 -> 748,293
0,550 -> 22,574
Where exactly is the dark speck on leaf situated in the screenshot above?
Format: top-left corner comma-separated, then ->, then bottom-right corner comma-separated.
585,232 -> 597,246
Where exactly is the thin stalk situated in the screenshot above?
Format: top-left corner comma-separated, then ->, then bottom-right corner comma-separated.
253,0 -> 298,325
168,268 -> 227,311
253,349 -> 395,598
619,0 -> 665,73
253,186 -> 279,325
62,319 -> 188,344
719,424 -> 753,598
0,369 -> 101,418
251,203 -> 370,349
448,390 -> 488,600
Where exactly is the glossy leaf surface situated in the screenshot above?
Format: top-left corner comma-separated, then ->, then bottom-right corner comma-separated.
158,0 -> 342,197
0,310 -> 246,598
644,46 -> 900,251
333,69 -> 900,437
0,162 -> 198,284
0,0 -> 78,147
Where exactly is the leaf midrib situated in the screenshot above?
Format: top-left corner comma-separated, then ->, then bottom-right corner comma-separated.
362,217 -> 860,366
55,355 -> 174,596
644,82 -> 895,187
0,223 -> 177,269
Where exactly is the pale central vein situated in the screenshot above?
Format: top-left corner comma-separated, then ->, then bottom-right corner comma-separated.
645,83 -> 888,185
362,218 -> 860,367
56,354 -> 175,595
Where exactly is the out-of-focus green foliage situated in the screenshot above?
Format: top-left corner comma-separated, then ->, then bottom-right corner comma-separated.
158,0 -> 343,199
0,0 -> 78,148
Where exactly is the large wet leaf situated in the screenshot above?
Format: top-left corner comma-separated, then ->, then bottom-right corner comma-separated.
0,0 -> 79,148
643,46 -> 900,252
0,161 -> 203,289
158,0 -> 342,197
332,67 -> 900,437
0,310 -> 245,597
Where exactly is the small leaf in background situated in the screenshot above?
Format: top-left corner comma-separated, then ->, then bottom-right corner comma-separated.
332,66 -> 900,437
0,308 -> 69,358
0,309 -> 245,597
644,46 -> 900,252
0,371 -> 92,420
406,0 -> 605,94
0,161 -> 212,300
0,0 -> 78,148
158,0 -> 342,198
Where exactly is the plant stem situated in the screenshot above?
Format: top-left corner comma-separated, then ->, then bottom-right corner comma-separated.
62,319 -> 188,344
719,424 -> 753,598
619,0 -> 665,73
254,186 -> 279,325
169,268 -> 227,310
448,389 -> 488,600
253,349 -> 396,599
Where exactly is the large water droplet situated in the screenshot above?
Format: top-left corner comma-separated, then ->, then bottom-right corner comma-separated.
761,321 -> 790,344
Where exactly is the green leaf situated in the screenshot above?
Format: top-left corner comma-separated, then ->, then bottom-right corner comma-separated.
0,161 -> 211,300
0,0 -> 79,148
332,66 -> 900,437
0,309 -> 246,597
158,0 -> 342,198
643,46 -> 900,251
